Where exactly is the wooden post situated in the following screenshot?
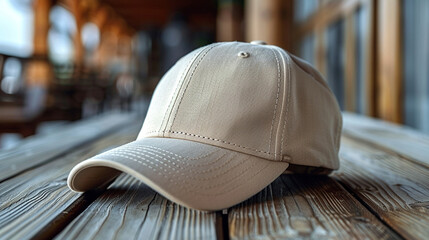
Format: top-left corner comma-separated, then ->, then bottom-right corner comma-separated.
216,0 -> 244,42
344,13 -> 356,111
0,55 -> 4,79
25,0 -> 53,86
245,0 -> 293,50
376,0 -> 402,123
70,0 -> 84,67
364,0 -> 376,117
89,6 -> 110,69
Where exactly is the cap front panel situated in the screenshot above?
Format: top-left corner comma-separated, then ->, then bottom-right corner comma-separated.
165,42 -> 284,160
138,47 -> 206,139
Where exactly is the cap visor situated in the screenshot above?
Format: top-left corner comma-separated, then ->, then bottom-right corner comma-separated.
68,138 -> 289,211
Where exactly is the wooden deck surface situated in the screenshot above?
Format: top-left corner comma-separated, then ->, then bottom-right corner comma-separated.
0,112 -> 428,239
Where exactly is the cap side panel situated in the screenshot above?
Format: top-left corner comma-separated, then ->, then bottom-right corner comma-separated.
283,59 -> 341,169
288,53 -> 331,91
289,54 -> 343,153
288,53 -> 343,151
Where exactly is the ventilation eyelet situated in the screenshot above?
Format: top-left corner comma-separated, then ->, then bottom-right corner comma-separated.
238,51 -> 249,58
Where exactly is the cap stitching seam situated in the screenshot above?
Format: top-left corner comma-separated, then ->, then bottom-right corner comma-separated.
105,152 -> 267,193
173,130 -> 289,157
169,44 -> 220,129
160,46 -> 209,134
183,159 -> 257,187
128,144 -> 218,161
170,130 -> 274,155
184,162 -> 270,194
268,48 -> 281,155
117,146 -> 224,167
103,151 -> 248,184
142,129 -> 293,159
143,130 -> 271,154
109,150 -> 230,171
280,49 -> 291,158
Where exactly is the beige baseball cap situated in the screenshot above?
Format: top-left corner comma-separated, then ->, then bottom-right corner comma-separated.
68,41 -> 342,211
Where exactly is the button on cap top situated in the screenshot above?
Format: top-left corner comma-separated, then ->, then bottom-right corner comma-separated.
250,40 -> 267,45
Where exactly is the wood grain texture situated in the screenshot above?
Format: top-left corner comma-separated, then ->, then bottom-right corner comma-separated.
228,174 -> 400,240
376,0 -> 402,123
0,122 -> 140,240
55,174 -> 218,240
343,112 -> 429,168
0,112 -> 138,182
245,0 -> 289,49
335,136 -> 429,240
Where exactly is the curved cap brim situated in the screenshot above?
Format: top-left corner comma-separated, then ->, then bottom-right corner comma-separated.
67,138 -> 289,211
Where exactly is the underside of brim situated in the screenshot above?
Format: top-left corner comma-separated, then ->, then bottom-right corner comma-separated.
67,138 -> 289,211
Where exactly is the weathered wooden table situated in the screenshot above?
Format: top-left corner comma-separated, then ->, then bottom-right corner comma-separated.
0,112 -> 428,240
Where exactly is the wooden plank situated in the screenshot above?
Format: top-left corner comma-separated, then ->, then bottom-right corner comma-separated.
335,136 -> 429,240
0,122 -> 141,239
228,174 -> 400,239
0,112 -> 138,182
55,175 -> 218,240
342,112 -> 429,168
376,0 -> 402,123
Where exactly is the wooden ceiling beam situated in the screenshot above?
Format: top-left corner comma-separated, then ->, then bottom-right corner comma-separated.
102,0 -> 215,8
101,0 -> 216,30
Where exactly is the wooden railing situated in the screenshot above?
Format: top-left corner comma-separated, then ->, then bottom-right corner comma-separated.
293,0 -> 402,123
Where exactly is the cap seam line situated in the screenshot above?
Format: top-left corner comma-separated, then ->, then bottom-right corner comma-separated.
72,157 -> 274,198
109,150 -> 231,172
182,158 -> 258,187
169,43 -> 221,130
288,54 -> 335,99
130,145 -> 219,161
143,130 -> 293,159
169,130 -> 273,154
183,162 -> 271,195
160,45 -> 211,135
268,48 -> 281,156
279,48 -> 291,160
100,151 -> 248,185
117,146 -> 225,167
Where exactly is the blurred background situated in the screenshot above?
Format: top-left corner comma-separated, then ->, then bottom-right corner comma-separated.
0,0 -> 427,148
